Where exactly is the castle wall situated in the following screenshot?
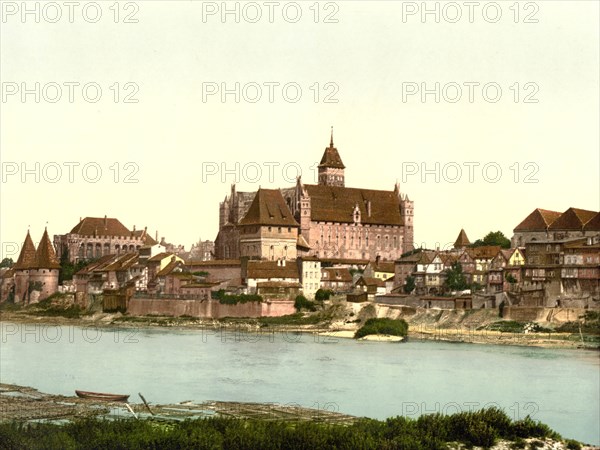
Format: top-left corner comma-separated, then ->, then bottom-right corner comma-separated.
127,298 -> 295,318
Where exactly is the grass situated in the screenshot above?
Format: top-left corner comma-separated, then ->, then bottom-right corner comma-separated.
0,408 -> 572,450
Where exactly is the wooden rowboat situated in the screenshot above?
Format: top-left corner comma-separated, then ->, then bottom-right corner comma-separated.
75,390 -> 130,402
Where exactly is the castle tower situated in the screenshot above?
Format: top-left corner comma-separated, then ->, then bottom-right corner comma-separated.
297,178 -> 312,239
28,228 -> 60,303
396,183 -> 414,253
13,230 -> 37,303
318,127 -> 345,187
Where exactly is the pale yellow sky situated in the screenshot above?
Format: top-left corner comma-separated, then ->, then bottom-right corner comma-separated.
1,1 -> 599,259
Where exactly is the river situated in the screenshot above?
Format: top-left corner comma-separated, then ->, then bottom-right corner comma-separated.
1,322 -> 598,444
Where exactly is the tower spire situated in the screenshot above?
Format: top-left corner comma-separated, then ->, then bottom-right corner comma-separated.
330,126 -> 334,147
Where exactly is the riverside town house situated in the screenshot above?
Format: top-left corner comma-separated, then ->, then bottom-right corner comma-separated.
215,130 -> 414,261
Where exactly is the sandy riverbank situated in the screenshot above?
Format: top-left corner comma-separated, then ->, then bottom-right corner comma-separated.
1,309 -> 597,350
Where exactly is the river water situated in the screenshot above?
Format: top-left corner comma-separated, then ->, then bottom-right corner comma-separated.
0,323 -> 598,444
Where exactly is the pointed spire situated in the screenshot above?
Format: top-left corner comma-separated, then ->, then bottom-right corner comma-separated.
454,229 -> 471,249
14,230 -> 37,270
330,126 -> 334,147
35,228 -> 60,269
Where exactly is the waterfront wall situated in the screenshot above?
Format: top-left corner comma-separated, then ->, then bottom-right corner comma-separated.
501,306 -> 587,323
127,298 -> 295,318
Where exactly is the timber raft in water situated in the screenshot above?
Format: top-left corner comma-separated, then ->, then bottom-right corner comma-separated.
0,383 -> 357,424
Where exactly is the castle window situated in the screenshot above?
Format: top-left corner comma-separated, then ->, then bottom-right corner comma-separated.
288,227 -> 291,232
278,227 -> 282,233
269,227 -> 272,232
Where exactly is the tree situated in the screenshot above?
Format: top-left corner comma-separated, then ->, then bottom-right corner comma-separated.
0,258 -> 14,268
404,276 -> 415,294
444,262 -> 468,291
470,231 -> 511,249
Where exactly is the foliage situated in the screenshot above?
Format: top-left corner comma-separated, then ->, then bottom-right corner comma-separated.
294,295 -> 317,312
505,273 -> 518,283
211,289 -> 262,305
59,251 -> 98,284
444,262 -> 468,291
354,318 -> 408,339
404,276 -> 416,294
29,294 -> 83,319
192,271 -> 209,277
258,313 -> 328,326
0,257 -> 14,268
0,408 -> 570,450
315,288 -> 334,301
470,231 -> 511,249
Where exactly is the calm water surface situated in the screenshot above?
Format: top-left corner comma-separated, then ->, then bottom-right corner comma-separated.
1,323 -> 598,444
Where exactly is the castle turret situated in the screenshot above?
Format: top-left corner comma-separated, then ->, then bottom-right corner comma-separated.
13,230 -> 37,303
398,185 -> 414,253
28,228 -> 60,303
318,127 -> 345,187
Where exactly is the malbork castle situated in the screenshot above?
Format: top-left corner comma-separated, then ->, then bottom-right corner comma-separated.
215,132 -> 414,261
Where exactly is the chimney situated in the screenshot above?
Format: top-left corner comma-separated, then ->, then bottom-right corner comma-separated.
133,225 -> 136,232
104,215 -> 107,227
155,230 -> 158,241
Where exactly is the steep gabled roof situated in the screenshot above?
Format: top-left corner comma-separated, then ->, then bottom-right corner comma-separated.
14,231 -> 37,270
548,208 -> 598,231
70,217 -> 131,237
583,212 -> 600,231
239,189 -> 299,227
454,229 -> 470,248
35,228 -> 60,269
514,209 -> 561,231
304,184 -> 402,226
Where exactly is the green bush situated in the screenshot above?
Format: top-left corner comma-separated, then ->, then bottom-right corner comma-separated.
294,295 -> 317,312
354,318 -> 408,339
315,289 -> 334,301
211,289 -> 262,305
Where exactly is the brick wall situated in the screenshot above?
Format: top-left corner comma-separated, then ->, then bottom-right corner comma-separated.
127,298 -> 294,318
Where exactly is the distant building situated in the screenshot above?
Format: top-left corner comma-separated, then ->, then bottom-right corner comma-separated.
54,216 -> 157,262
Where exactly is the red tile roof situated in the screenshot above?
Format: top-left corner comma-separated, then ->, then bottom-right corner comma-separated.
304,184 -> 402,225
70,217 -> 131,237
257,281 -> 302,288
14,231 -> 37,270
239,189 -> 299,227
466,246 -> 501,259
186,259 -> 241,267
247,260 -> 299,280
102,253 -> 138,272
372,261 -> 395,273
514,209 -> 562,231
548,208 -> 598,231
35,229 -> 60,269
356,276 -> 385,287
